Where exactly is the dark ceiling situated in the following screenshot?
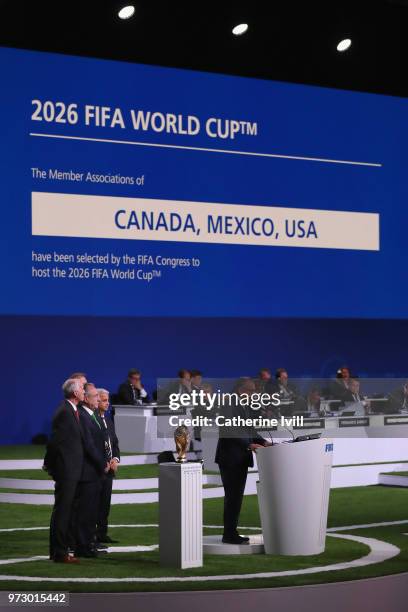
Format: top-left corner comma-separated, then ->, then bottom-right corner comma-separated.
0,0 -> 407,97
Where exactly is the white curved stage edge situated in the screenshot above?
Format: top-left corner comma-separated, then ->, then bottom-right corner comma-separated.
0,525 -> 405,611
53,573 -> 408,612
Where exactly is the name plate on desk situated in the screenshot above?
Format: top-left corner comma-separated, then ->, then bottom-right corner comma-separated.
384,415 -> 408,426
339,417 -> 370,427
293,419 -> 325,429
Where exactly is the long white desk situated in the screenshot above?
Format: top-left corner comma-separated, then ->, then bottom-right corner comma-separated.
113,404 -> 175,453
114,402 -> 408,464
201,413 -> 408,471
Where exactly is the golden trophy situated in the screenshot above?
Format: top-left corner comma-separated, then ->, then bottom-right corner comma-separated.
174,425 -> 190,463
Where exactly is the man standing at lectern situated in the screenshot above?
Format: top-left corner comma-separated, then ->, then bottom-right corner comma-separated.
215,378 -> 268,544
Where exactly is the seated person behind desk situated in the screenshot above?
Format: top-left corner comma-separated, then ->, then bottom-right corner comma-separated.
255,368 -> 272,392
329,366 -> 352,401
175,369 -> 192,394
117,368 -> 150,405
159,369 -> 192,404
190,369 -> 203,391
342,378 -> 369,415
266,368 -> 306,414
306,387 -> 323,417
388,381 -> 408,413
266,368 -> 297,399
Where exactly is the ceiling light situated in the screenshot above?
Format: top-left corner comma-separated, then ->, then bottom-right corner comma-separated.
118,5 -> 135,20
337,38 -> 352,52
232,23 -> 249,36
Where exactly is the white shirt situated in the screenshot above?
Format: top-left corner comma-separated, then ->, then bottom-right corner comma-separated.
132,386 -> 147,398
82,405 -> 94,417
67,400 -> 78,413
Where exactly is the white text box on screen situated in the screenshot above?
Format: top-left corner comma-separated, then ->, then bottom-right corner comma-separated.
31,192 -> 380,251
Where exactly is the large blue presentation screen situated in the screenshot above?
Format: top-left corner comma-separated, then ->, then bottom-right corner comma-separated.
0,46 -> 407,318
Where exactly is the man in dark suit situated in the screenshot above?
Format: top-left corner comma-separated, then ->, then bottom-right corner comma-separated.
117,368 -> 150,405
215,378 -> 268,545
265,368 -> 298,399
265,368 -> 306,415
44,378 -> 85,563
256,368 -> 272,392
341,378 -> 369,415
75,384 -> 108,557
190,369 -> 203,392
388,380 -> 408,413
342,378 -> 364,403
159,369 -> 192,404
329,366 -> 352,401
306,387 -> 323,416
96,388 -> 120,544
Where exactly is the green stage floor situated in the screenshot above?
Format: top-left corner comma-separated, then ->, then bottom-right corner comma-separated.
0,486 -> 408,592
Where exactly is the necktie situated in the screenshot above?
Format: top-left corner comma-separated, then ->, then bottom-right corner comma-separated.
73,409 -> 79,423
92,412 -> 101,429
101,415 -> 112,460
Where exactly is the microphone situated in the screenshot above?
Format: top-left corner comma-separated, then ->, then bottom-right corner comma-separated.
266,430 -> 274,445
280,425 -> 296,442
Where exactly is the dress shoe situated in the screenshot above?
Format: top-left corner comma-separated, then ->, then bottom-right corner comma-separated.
75,549 -> 99,558
98,536 -> 118,544
54,555 -> 80,564
96,543 -> 108,549
222,535 -> 250,545
239,535 -> 250,542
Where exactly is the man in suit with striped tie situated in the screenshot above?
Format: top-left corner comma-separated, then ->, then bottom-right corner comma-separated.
96,388 -> 120,544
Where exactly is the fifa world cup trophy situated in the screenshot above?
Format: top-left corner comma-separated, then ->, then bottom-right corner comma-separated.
174,425 -> 190,463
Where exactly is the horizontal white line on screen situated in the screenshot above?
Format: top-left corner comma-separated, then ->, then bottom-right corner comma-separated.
29,132 -> 382,168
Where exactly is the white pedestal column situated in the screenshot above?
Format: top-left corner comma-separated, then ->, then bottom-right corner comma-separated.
159,462 -> 203,568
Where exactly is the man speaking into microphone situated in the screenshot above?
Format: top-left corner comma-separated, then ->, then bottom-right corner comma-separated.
215,378 -> 269,545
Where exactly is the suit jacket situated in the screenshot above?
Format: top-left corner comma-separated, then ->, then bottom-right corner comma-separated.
78,406 -> 107,481
343,389 -> 364,403
265,379 -> 298,399
329,379 -> 350,401
388,387 -> 408,412
215,399 -> 266,468
43,400 -> 84,481
159,380 -> 191,405
117,381 -> 150,405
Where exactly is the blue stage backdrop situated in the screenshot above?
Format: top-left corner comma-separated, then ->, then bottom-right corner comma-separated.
0,47 -> 407,443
